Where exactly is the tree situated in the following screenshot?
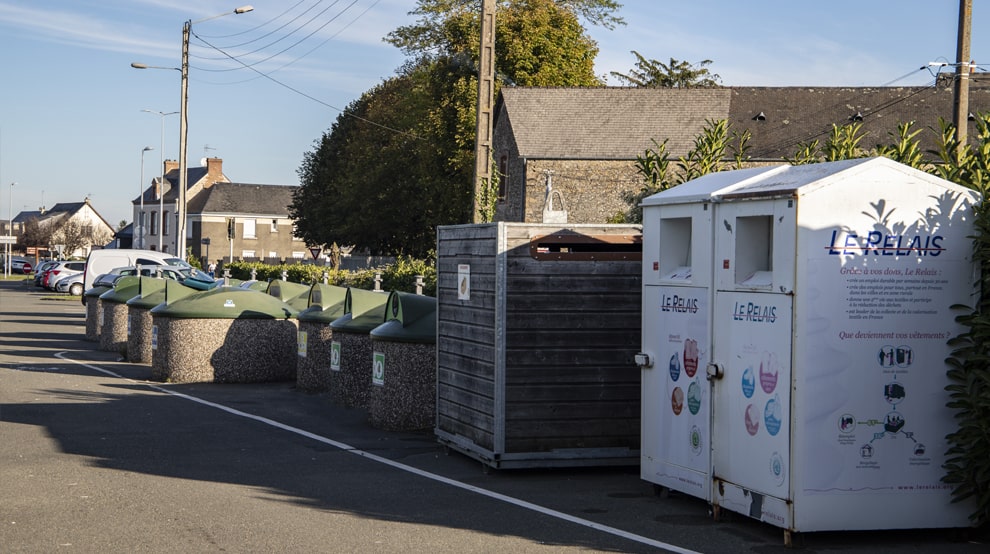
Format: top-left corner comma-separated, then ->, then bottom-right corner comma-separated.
610,53 -> 721,88
293,0 -> 619,256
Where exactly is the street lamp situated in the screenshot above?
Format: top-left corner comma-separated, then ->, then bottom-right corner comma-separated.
132,5 -> 253,260
138,146 -> 154,249
6,182 -> 14,278
140,109 -> 178,251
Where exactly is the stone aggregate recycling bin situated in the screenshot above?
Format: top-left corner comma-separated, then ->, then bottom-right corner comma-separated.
98,276 -> 141,354
368,291 -> 437,431
435,223 -> 643,469
639,157 -> 979,540
296,283 -> 348,392
266,279 -> 312,311
126,278 -> 196,364
150,287 -> 299,383
328,287 -> 389,408
83,279 -> 114,341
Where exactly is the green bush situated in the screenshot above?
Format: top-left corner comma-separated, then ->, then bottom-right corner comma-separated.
222,256 -> 436,296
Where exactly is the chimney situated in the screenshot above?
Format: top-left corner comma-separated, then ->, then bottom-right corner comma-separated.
204,157 -> 224,189
164,159 -> 179,175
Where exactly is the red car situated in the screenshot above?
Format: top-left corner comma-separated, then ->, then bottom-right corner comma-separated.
42,261 -> 86,290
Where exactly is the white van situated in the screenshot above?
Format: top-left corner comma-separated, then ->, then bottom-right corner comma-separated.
83,249 -> 188,296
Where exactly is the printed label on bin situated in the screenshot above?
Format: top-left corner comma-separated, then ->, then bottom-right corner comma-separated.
372,352 -> 385,386
297,331 -> 307,358
151,325 -> 158,350
330,341 -> 341,371
223,299 -> 235,308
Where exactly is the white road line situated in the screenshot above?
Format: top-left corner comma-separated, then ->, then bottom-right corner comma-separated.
54,351 -> 700,554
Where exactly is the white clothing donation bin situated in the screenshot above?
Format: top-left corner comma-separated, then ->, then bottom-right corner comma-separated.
639,157 -> 978,540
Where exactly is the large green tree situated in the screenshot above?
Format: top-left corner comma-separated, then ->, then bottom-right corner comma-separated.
610,52 -> 721,88
292,0 -> 620,256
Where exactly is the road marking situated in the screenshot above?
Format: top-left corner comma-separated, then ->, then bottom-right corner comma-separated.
54,351 -> 699,554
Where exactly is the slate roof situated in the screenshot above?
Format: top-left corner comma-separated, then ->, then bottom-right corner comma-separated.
134,167 -> 210,204
186,182 -> 297,216
499,87 -> 731,160
498,84 -> 990,161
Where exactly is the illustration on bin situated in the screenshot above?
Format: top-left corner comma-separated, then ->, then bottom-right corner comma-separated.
296,283 -> 348,393
126,278 -> 197,364
638,157 -> 979,538
368,291 -> 437,431
150,286 -> 299,383
83,275 -> 116,341
327,287 -> 389,408
98,276 -> 141,354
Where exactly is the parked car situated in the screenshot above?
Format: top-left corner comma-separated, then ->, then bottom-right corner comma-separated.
42,261 -> 86,290
34,260 -> 60,287
82,249 -> 189,293
54,272 -> 85,296
3,255 -> 32,274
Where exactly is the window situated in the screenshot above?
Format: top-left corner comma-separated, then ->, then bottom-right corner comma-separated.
242,250 -> 256,259
292,251 -> 305,259
163,211 -> 170,236
243,218 -> 256,238
271,219 -> 278,233
268,251 -> 277,259
150,212 -> 158,235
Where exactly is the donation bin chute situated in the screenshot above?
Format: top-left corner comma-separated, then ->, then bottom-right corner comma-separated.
638,157 -> 979,541
296,283 -> 349,392
150,287 -> 299,383
328,287 -> 389,408
368,291 -> 437,431
266,279 -> 312,311
98,275 -> 141,354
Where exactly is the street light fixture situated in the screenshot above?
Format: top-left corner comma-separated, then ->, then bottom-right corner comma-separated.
140,109 -> 178,252
133,5 -> 253,260
6,182 -> 15,278
138,146 -> 154,249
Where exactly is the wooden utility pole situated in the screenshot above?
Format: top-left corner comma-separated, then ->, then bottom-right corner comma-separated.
953,0 -> 973,158
472,0 -> 496,223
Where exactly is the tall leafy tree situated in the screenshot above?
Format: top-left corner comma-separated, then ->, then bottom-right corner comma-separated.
294,0 -> 619,256
610,52 -> 721,88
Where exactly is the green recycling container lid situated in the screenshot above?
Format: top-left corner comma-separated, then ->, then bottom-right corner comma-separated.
84,285 -> 112,299
150,286 -> 298,320
266,279 -> 311,311
98,275 -> 141,304
126,277 -> 197,309
297,284 -> 348,323
369,291 -> 436,343
329,287 -> 389,333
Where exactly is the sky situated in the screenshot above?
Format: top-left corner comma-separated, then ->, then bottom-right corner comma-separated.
0,0 -> 986,230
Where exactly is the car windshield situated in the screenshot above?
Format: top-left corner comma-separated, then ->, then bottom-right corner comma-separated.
164,258 -> 192,269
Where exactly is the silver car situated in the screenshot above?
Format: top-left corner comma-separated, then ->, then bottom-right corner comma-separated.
53,272 -> 85,296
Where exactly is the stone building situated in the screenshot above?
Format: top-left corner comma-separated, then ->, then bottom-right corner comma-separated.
492,81 -> 990,224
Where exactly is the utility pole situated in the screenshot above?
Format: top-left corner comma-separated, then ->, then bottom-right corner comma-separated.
953,0 -> 973,160
472,0 -> 496,223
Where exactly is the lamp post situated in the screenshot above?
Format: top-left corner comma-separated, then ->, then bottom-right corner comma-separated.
138,146 -> 154,249
6,182 -> 14,278
133,5 -> 253,260
140,110 -> 178,251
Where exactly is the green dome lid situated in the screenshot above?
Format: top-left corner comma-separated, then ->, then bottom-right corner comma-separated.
297,284 -> 348,323
329,287 -> 389,333
150,286 -> 298,320
126,277 -> 197,309
370,291 -> 436,343
98,275 -> 141,304
266,279 -> 311,311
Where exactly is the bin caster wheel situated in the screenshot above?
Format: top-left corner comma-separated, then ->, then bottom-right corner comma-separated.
653,484 -> 669,498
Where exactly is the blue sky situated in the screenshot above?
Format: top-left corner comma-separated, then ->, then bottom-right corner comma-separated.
0,1 -> 985,229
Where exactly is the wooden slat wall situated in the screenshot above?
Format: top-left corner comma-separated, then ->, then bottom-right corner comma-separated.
436,224 -> 499,450
500,225 -> 642,454
436,223 -> 642,463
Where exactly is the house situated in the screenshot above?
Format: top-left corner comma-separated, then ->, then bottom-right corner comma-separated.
492,79 -> 990,224
133,157 -> 307,265
11,199 -> 115,259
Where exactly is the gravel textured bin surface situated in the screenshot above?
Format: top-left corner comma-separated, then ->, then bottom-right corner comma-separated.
297,321 -> 334,392
329,331 -> 373,408
151,315 -> 298,383
98,302 -> 129,353
127,308 -> 153,363
368,340 -> 436,431
85,297 -> 102,342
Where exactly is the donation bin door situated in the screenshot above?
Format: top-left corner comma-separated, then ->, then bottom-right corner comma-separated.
710,198 -> 795,525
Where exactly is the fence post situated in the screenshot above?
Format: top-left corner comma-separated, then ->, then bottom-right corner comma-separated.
322,271 -> 329,285
250,268 -> 257,280
374,272 -> 382,292
415,274 -> 424,295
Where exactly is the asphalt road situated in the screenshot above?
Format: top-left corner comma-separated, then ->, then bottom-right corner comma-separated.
1,279 -> 987,553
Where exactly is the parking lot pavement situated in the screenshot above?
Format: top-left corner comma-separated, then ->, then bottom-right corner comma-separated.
1,279 -> 987,553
